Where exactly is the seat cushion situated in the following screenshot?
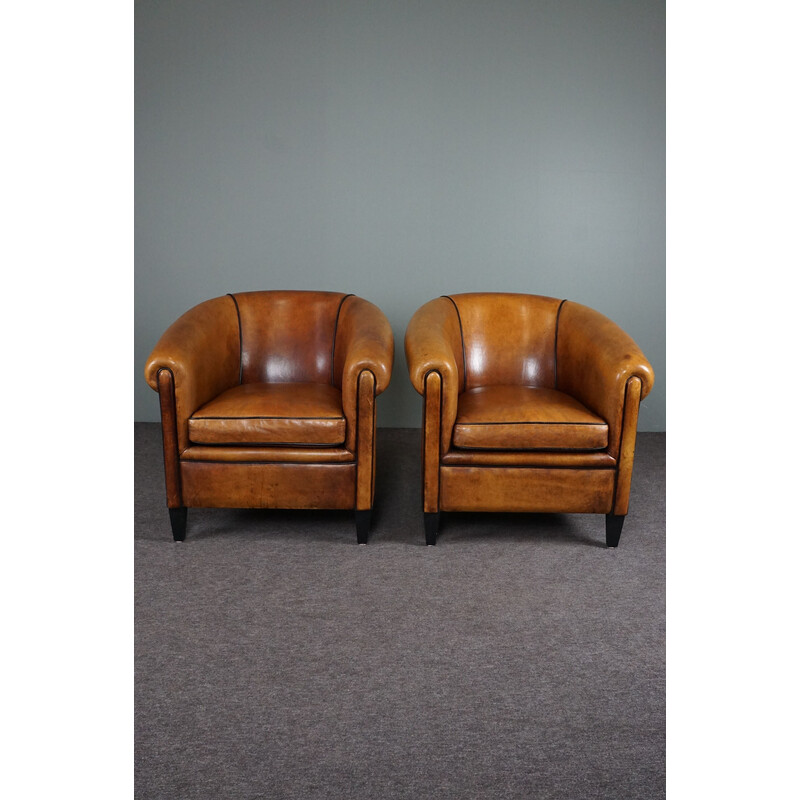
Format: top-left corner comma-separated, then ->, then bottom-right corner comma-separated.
188,383 -> 346,446
452,386 -> 608,451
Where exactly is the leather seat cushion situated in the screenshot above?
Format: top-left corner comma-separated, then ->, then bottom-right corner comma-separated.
452,386 -> 608,451
189,383 -> 346,446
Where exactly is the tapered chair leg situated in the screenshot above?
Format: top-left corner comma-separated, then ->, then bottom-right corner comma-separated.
605,514 -> 625,548
169,507 -> 187,542
355,510 -> 371,545
424,512 -> 440,546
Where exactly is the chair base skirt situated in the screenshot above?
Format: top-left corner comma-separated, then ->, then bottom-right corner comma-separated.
423,509 -> 626,547
180,461 -> 357,509
428,465 -> 623,546
171,460 -> 370,543
438,466 -> 615,514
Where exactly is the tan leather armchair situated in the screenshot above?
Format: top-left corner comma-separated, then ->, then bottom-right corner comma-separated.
404,293 -> 654,547
145,291 -> 394,543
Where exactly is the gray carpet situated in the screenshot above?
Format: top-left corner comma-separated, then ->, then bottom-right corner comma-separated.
135,424 -> 665,799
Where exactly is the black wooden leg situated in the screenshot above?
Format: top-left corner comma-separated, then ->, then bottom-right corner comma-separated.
605,514 -> 625,548
355,509 -> 371,544
169,507 -> 187,542
424,512 -> 440,546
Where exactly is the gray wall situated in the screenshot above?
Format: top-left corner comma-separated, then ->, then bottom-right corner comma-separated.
135,0 -> 665,430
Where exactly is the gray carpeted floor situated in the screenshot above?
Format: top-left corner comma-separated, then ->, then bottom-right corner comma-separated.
135,424 -> 665,799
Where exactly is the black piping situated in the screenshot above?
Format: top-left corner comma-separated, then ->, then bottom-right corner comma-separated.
354,368 -> 377,509
611,375 -> 640,509
354,367 -> 360,509
451,446 -> 607,452
371,371 -> 377,503
157,366 -> 184,497
422,369 -> 443,513
186,442 -> 344,448
441,464 -> 615,471
457,420 -> 605,427
442,295 -> 467,392
227,293 -> 244,384
367,369 -> 377,504
331,293 -> 354,385
184,460 -> 355,467
192,415 -> 344,421
554,298 -> 567,389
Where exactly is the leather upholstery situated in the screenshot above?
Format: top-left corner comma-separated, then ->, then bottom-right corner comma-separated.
453,293 -> 563,388
189,383 -> 346,446
145,291 -> 394,539
232,291 -> 347,384
452,386 -> 608,451
405,292 -> 653,543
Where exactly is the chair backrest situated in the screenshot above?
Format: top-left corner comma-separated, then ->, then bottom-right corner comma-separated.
445,292 -> 564,389
230,290 -> 351,384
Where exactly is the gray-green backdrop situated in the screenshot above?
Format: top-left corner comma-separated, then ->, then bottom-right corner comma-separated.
135,0 -> 665,430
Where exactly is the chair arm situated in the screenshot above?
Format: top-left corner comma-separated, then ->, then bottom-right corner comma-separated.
404,297 -> 464,453
333,296 -> 394,450
334,296 -> 394,395
144,295 -> 241,452
556,301 -> 654,457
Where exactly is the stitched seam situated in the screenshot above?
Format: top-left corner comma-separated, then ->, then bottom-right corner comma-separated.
554,298 -> 567,389
331,293 -> 354,385
227,293 -> 243,384
442,295 -> 467,391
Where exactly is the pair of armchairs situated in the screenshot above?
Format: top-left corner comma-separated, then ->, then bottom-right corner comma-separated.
145,291 -> 653,547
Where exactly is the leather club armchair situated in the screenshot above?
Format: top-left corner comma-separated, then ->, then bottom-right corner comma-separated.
404,293 -> 654,547
145,291 -> 394,543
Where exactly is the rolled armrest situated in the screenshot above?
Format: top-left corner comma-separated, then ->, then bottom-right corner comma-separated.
404,297 -> 464,452
556,301 -> 654,456
334,296 -> 394,395
144,295 -> 241,451
334,296 -> 394,449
